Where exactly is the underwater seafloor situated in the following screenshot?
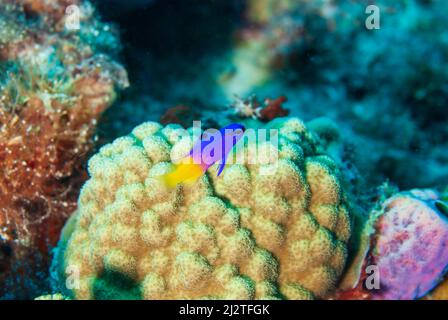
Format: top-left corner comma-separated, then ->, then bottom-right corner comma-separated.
0,0 -> 447,300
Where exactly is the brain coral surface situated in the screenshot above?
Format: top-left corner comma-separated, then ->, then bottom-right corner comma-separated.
55,117 -> 351,300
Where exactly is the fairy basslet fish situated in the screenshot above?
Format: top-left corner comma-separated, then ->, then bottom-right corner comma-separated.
161,123 -> 246,188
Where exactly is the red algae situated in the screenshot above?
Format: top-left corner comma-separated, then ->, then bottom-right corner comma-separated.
259,96 -> 290,121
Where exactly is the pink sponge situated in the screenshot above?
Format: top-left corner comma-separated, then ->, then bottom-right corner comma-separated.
371,189 -> 448,299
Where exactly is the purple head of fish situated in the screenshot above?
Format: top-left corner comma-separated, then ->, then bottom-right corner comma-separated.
189,123 -> 245,174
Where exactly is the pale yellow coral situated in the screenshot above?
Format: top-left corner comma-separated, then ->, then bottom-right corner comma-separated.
35,293 -> 69,300
56,117 -> 351,300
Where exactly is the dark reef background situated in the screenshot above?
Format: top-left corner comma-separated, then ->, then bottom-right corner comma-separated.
94,0 -> 448,192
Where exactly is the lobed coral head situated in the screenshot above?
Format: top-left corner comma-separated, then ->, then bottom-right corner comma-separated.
53,117 -> 352,300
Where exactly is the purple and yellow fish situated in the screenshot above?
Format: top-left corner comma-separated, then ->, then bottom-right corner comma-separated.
161,123 -> 246,188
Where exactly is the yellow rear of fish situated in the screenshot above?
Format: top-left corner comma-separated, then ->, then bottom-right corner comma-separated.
161,157 -> 204,188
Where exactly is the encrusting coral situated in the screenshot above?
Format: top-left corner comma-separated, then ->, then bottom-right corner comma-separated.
52,117 -> 351,300
0,0 -> 128,298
